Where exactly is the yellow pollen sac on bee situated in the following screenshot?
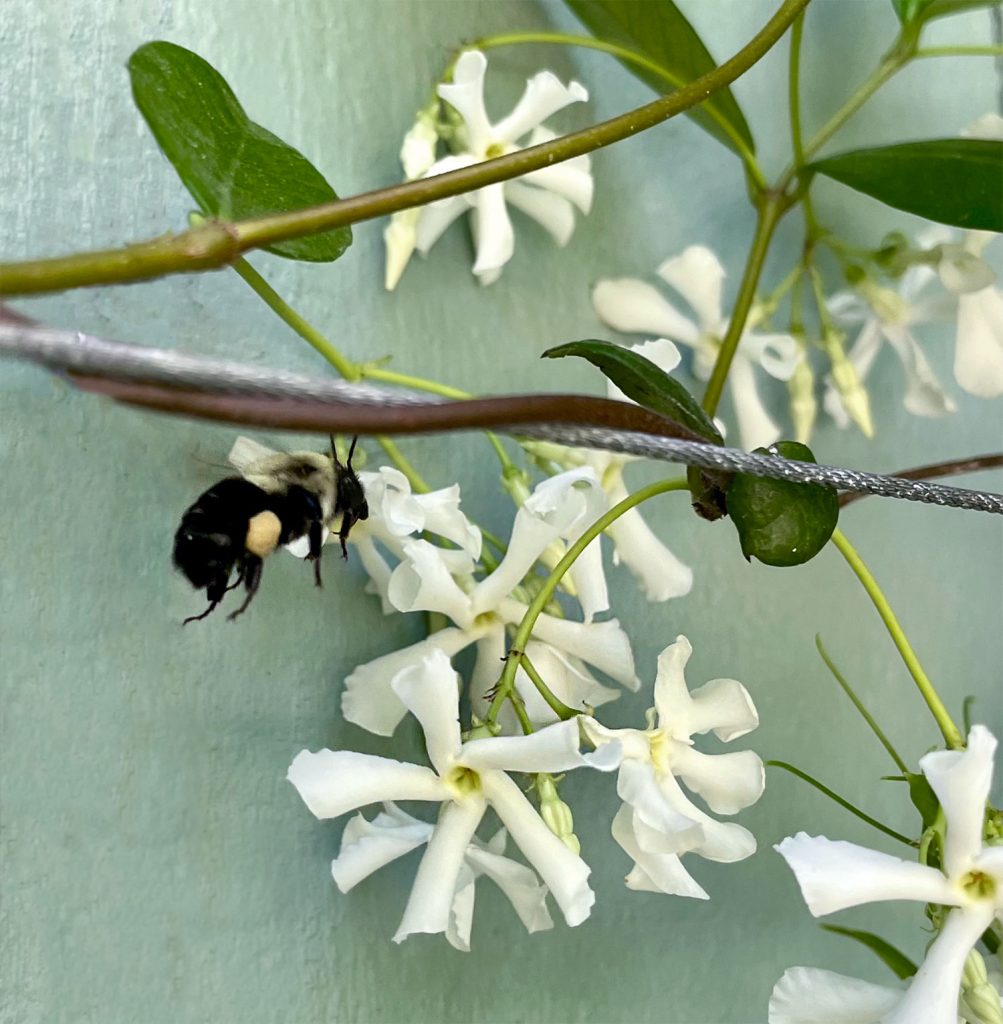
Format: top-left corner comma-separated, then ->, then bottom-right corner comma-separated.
245,511 -> 283,558
445,765 -> 482,798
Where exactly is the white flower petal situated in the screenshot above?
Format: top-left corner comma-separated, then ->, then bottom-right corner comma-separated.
471,184 -> 515,276
331,810 -> 431,892
657,245 -> 726,334
729,352 -> 783,451
744,331 -> 801,381
414,194 -> 470,255
353,534 -> 395,613
965,113 -> 1003,140
919,724 -> 997,879
656,769 -> 757,862
592,278 -> 701,346
670,746 -> 765,815
521,162 -> 594,214
393,797 -> 486,944
881,324 -> 956,418
611,805 -> 709,899
955,287 -> 1003,398
445,863 -> 476,952
827,291 -> 870,326
512,602 -> 638,690
687,676 -> 760,742
886,904 -> 999,1024
342,628 -> 476,737
288,749 -> 447,819
775,833 -> 959,916
482,771 -> 595,926
506,181 -> 576,246
414,485 -> 480,556
437,51 -> 491,154
463,845 -> 554,934
461,717 -> 618,775
938,245 -> 996,294
768,966 -> 900,1024
390,649 -> 463,775
362,467 -> 425,538
492,70 -> 587,145
616,759 -> 704,853
384,209 -> 420,291
515,641 -> 620,724
653,635 -> 696,730
466,624 -> 509,716
604,474 -> 693,602
387,539 -> 474,626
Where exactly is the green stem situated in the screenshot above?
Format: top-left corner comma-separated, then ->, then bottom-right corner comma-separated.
815,634 -> 908,773
788,10 -> 806,168
829,528 -> 963,750
767,761 -> 915,847
362,365 -> 470,400
473,30 -> 766,191
0,0 -> 809,297
520,653 -> 581,721
508,687 -> 534,735
231,256 -> 357,379
702,194 -> 785,416
915,44 -> 1003,59
485,477 -> 689,724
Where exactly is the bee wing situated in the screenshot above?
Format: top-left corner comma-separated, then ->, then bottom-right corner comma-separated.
228,435 -> 279,473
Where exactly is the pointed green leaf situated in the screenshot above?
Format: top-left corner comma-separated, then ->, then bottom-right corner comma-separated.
810,140 -> 1003,232
905,770 -> 940,829
541,339 -> 724,443
821,925 -> 918,980
128,41 -> 351,262
563,0 -> 754,158
726,441 -> 839,566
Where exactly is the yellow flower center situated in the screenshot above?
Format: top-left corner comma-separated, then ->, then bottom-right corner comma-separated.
445,765 -> 482,798
484,141 -> 506,159
960,869 -> 997,901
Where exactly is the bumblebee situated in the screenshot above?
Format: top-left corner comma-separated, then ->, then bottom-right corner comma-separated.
173,437 -> 368,623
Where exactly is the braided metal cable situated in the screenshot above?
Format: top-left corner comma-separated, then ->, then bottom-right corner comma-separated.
2,315 -> 1002,515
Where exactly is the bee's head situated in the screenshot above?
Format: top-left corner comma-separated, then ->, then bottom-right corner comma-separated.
334,435 -> 370,523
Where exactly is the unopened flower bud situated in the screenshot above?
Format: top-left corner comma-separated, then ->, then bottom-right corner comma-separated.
537,774 -> 581,854
961,985 -> 1003,1024
825,328 -> 874,438
965,949 -> 991,990
787,353 -> 816,445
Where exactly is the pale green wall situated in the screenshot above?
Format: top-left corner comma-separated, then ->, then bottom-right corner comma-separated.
1,2 -> 1001,1022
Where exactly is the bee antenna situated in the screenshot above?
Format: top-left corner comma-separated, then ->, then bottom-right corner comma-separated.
329,434 -> 341,467
347,435 -> 359,467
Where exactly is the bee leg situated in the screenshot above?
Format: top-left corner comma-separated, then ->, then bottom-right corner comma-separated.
222,568 -> 245,594
338,513 -> 356,560
183,600 -> 220,625
308,519 -> 324,588
227,556 -> 263,621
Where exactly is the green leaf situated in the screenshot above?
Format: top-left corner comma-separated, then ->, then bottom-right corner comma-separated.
128,41 -> 351,262
821,925 -> 918,980
726,441 -> 839,566
893,0 -> 995,22
541,339 -> 723,443
810,140 -> 1003,232
563,0 -> 754,158
905,770 -> 940,829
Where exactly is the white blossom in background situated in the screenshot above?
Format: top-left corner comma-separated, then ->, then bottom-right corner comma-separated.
288,649 -> 622,944
573,338 -> 694,603
583,636 -> 764,898
773,725 -> 1003,1024
408,50 -> 593,286
593,245 -> 800,451
343,466 -> 638,737
384,102 -> 440,290
228,439 -> 481,613
825,255 -> 956,426
330,803 -> 553,951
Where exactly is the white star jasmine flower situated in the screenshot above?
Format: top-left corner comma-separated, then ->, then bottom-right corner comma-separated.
775,725 -> 1003,1024
343,468 -> 637,736
825,262 -> 955,425
582,636 -> 764,898
592,245 -> 800,450
330,803 -> 553,951
288,648 -> 621,941
414,50 -> 593,285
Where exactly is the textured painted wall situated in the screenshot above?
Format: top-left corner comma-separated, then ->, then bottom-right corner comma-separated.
1,1 -> 1001,1022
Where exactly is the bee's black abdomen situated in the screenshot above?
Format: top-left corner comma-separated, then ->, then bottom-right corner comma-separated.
173,478 -> 272,589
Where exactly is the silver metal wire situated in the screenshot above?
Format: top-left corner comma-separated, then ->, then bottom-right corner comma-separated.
2,315 -> 1002,515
